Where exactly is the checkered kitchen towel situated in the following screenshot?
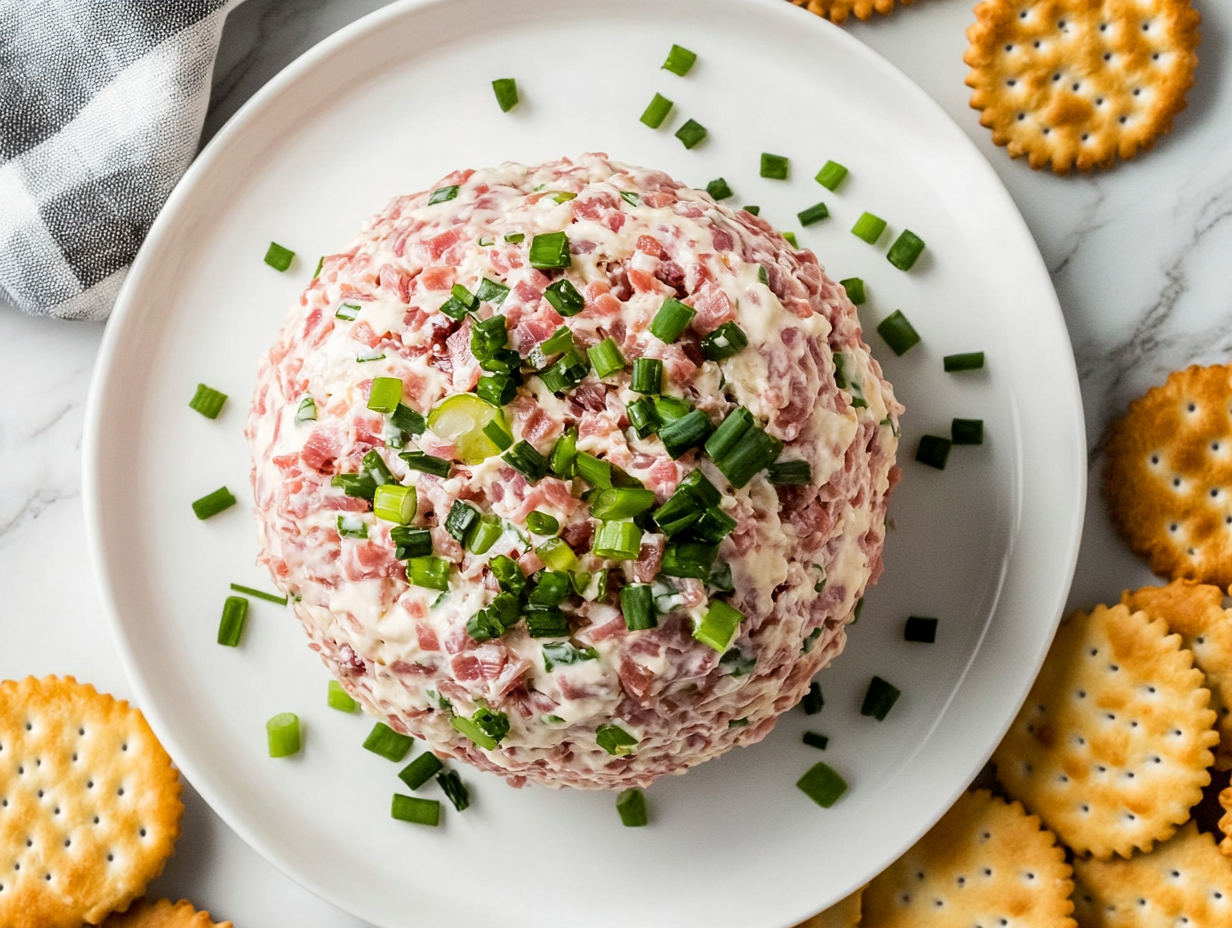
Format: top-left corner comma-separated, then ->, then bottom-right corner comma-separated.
0,1 -> 232,321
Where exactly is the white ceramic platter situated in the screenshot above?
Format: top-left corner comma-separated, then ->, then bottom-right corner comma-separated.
84,0 -> 1086,925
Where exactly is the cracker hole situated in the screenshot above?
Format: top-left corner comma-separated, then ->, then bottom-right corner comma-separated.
1017,113 -> 1025,121
87,781 -> 93,789
139,828 -> 146,838
1097,98 -> 1105,105
1082,135 -> 1090,141
1134,89 -> 1142,96
1020,9 -> 1027,17
1027,872 -> 1036,880
43,874 -> 50,882
24,723 -> 31,731
117,788 -> 125,797
36,790 -> 43,798
1034,40 -> 1041,48
1005,44 -> 1014,51
1052,73 -> 1061,82
78,728 -> 84,737
1143,22 -> 1151,31
1110,664 -> 1119,672
984,868 -> 992,876
1082,804 -> 1090,812
1057,19 -> 1065,27
1072,83 -> 1080,91
1077,691 -> 1087,699
1007,79 -> 1017,87
1100,22 -> 1108,31
1152,756 -> 1162,764
1151,454 -> 1161,464
1173,478 -> 1182,487
1153,52 -> 1161,61
1105,53 -> 1112,61
107,854 -> 114,862
25,839 -> 31,848
63,839 -> 70,847
93,816 -> 99,824
1043,128 -> 1051,135
1120,116 -> 1128,124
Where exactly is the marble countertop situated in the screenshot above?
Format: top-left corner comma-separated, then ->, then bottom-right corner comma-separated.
2,0 -> 1228,923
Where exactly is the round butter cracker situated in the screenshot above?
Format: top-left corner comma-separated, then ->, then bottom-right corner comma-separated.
100,898 -> 232,928
794,886 -> 863,928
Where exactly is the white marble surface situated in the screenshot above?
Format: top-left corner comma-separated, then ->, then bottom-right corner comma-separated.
1,0 -> 1229,923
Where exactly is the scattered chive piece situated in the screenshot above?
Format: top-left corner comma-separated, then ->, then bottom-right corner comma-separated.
797,202 -> 830,226
526,511 -> 560,535
327,680 -> 361,713
398,752 -> 443,790
640,92 -> 674,129
701,321 -> 748,362
628,397 -> 658,438
391,794 -> 440,826
861,675 -> 901,721
528,231 -> 571,269
662,540 -> 719,579
490,555 -> 526,597
263,242 -> 294,271
428,185 -> 459,205
797,761 -> 847,807
407,556 -> 451,591
693,600 -> 744,652
916,435 -> 952,470
373,484 -> 417,524
296,396 -> 317,423
529,570 -> 571,606
621,583 -> 657,631
592,520 -> 644,560
525,606 -> 570,638
887,230 -> 926,271
399,451 -> 452,478
544,278 -> 585,316
705,407 -> 782,488
675,118 -> 707,149
266,713 -> 301,758
503,440 -> 548,483
391,526 -> 432,560
537,537 -> 578,572
363,722 -> 415,762
803,731 -> 829,750
944,351 -> 985,372
652,395 -> 691,425
476,373 -> 516,407
783,232 -> 799,248
952,418 -> 984,445
452,707 -> 510,749
596,724 -> 638,756
658,408 -> 714,458
802,681 -> 824,715
470,313 -> 508,360
631,357 -> 663,394
492,77 -> 518,112
535,326 -> 574,364
815,160 -> 849,191
662,44 -> 697,76
504,232 -> 525,243
854,598 -> 865,623
904,616 -> 939,643
877,310 -> 921,356
367,376 -> 403,414
552,190 -> 577,204
189,384 -> 227,419
616,788 -> 648,827
216,596 -> 248,647
549,427 -> 578,478
313,255 -> 324,278
840,277 -> 866,305
649,297 -> 696,342
391,402 -> 426,436
591,487 -> 657,520
706,177 -> 733,200
588,338 -> 626,378
335,302 -> 360,321
466,514 -> 503,555
760,153 -> 789,180
767,460 -> 812,486
851,212 -> 887,244
445,500 -> 480,542
540,347 -> 589,392
688,506 -> 737,544
192,487 -> 236,520
620,190 -> 642,207
743,205 -> 760,216
336,513 -> 369,539
229,583 -> 287,605
437,770 -> 470,811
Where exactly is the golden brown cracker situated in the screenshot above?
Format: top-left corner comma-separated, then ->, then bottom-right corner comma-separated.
1072,821 -> 1232,927
794,886 -> 863,928
790,0 -> 914,25
100,898 -> 232,928
1122,580 -> 1232,769
993,604 -> 1217,859
1105,365 -> 1232,586
0,677 -> 183,928
860,789 -> 1075,927
964,0 -> 1201,173
1219,786 -> 1232,856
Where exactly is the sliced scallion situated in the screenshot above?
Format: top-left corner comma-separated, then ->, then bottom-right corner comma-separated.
398,752 -> 443,790
391,794 -> 440,826
588,338 -> 626,378
904,616 -> 939,643
576,452 -> 612,489
767,460 -> 812,485
802,681 -> 824,715
662,44 -> 697,76
590,487 -> 657,520
860,675 -> 901,721
525,511 -> 559,535
616,789 -> 648,826
700,321 -> 748,361
264,242 -> 294,272
528,232 -> 571,269
687,506 -> 737,544
192,487 -> 236,520
596,724 -> 638,756
839,277 -> 866,305
335,302 -> 360,321
916,435 -> 951,470
438,770 -> 470,811
620,190 -> 641,207
649,298 -> 695,343
951,418 -> 984,446
428,185 -> 459,205
542,641 -> 598,672
675,119 -> 707,149
189,383 -> 227,419
760,153 -> 789,180
887,230 -> 926,271
592,521 -> 644,560
372,484 -> 416,524
783,231 -> 799,248
399,451 -> 451,478
639,92 -> 674,129
445,500 -> 479,543
296,396 -> 317,423
876,310 -> 920,356
658,408 -> 714,458
492,77 -> 518,112
503,441 -> 548,482
662,540 -> 719,580
489,554 -> 526,596
327,680 -> 361,713
539,347 -> 589,393
544,278 -> 585,316
694,600 -> 743,652
390,525 -> 432,560
229,583 -> 287,605
467,514 -> 503,555
628,397 -> 658,438
802,731 -> 829,750
217,596 -> 248,647
266,713 -> 301,758
476,374 -> 516,407
621,584 -> 657,631
470,313 -> 508,361
482,419 -> 513,451
943,351 -> 985,372
391,402 -> 426,436
797,202 -> 829,226
851,211 -> 887,244
504,232 -> 525,243
367,376 -> 403,414
537,537 -> 578,572
549,427 -> 578,478
815,160 -> 848,191
797,762 -> 847,807
529,570 -> 571,606
744,205 -> 761,216
364,722 -> 414,762
407,556 -> 451,591
706,177 -> 733,200
525,606 -> 570,638
631,357 -> 663,394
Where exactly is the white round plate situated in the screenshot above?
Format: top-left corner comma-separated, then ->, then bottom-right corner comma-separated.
85,1 -> 1085,925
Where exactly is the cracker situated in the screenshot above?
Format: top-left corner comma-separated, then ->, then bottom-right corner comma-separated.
1122,580 -> 1232,770
1104,365 -> 1232,586
789,0 -> 914,26
860,789 -> 1075,928
964,0 -> 1201,173
100,898 -> 232,928
992,603 -> 1217,859
0,676 -> 183,927
794,886 -> 863,928
1072,821 -> 1232,927
1219,785 -> 1232,856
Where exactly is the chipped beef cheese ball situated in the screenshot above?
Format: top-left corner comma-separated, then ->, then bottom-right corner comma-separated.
247,154 -> 902,790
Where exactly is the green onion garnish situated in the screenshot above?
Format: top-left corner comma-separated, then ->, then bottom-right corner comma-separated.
877,310 -> 920,356
632,357 -> 663,394
367,376 -> 403,414
760,153 -> 789,180
802,732 -> 829,750
192,487 -> 236,520
189,383 -> 227,419
445,500 -> 479,542
470,313 -> 509,361
373,484 -> 417,524
628,397 -> 658,438
263,242 -> 294,271
525,606 -> 570,637
528,570 -> 571,606
439,292 -> 473,321
576,452 -> 612,488
537,537 -> 578,572
489,554 -> 526,597
887,230 -> 926,271
542,641 -> 598,672
537,327 -> 574,363
467,592 -> 517,641
590,487 -> 657,520
815,160 -> 848,191
653,470 -> 719,536
658,408 -> 714,459
650,297 -> 695,343
476,374 -> 516,407
502,440 -> 547,482
428,185 -> 459,205
549,427 -> 578,478
706,177 -> 733,200
861,675 -> 901,721
851,211 -> 887,244
407,556 -> 451,591
492,77 -> 518,112
217,596 -> 248,647
662,43 -> 697,76
783,232 -> 799,248
391,402 -> 426,436
952,418 -> 984,446
504,232 -> 525,243
662,540 -> 719,579
706,408 -> 782,488
356,351 -> 386,363
437,770 -> 470,811
229,583 -> 287,605
477,419 -> 510,452
675,119 -> 707,149
706,406 -> 755,461
363,722 -> 415,762
539,347 -> 589,393
335,302 -> 360,321
916,435 -> 952,470
687,506 -> 738,544
475,278 -> 510,306
620,190 -> 641,207
943,351 -> 985,372
621,584 -> 657,631
653,394 -> 691,424
313,255 -> 324,278
853,597 -> 865,623
525,511 -> 559,535
336,514 -> 369,539
797,202 -> 829,226
451,708 -> 510,750
296,396 -> 317,423
391,526 -> 433,560
398,752 -> 443,790
467,514 -> 503,555
616,789 -> 648,827
693,600 -> 743,652
596,724 -> 638,756
905,616 -> 939,643
588,338 -> 626,379
327,680 -> 361,713
840,277 -> 866,305
266,713 -> 301,758
592,521 -> 644,560
744,205 -> 761,217
639,92 -> 674,129
552,191 -> 577,204
391,794 -> 440,826
544,278 -> 585,316
797,761 -> 847,807
700,321 -> 748,361
729,718 -> 749,729
529,231 -> 571,269
802,681 -> 824,715
767,460 -> 812,485
720,648 -> 755,677
398,451 -> 451,478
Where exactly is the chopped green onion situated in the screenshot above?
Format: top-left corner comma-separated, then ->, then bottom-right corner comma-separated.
537,537 -> 578,572
743,205 -> 761,216
525,606 -> 570,637
815,160 -> 848,191
467,592 -> 517,641
687,506 -> 737,545
658,408 -> 714,458
367,376 -> 403,414
398,752 -> 443,790
653,395 -> 691,425
478,237 -> 494,247
529,570 -> 571,606
662,43 -> 697,75
526,511 -> 559,535
438,292 -> 473,321
549,427 -> 578,478
588,338 -> 626,378
428,185 -> 459,205
628,397 -> 658,438
840,277 -> 866,305
705,406 -> 755,461
662,540 -> 719,580
616,789 -> 648,826
700,322 -> 748,361
327,680 -> 361,713
757,265 -> 769,285
802,731 -> 829,750
398,451 -> 450,479
229,583 -> 287,605
802,681 -> 824,715
861,675 -> 901,721
916,435 -> 952,470
944,351 -> 985,372
653,470 -> 719,535
693,600 -> 743,652
266,713 -> 301,758
552,191 -> 577,204
503,440 -> 548,482
877,310 -> 921,356
797,761 -> 847,807
217,596 -> 248,647
373,484 -> 416,524
391,526 -> 433,560
887,230 -> 926,270
544,278 -> 585,316
355,350 -> 386,363
336,514 -> 369,540
437,770 -> 470,811
639,92 -> 674,129
760,153 -> 789,180
621,584 -> 657,631
767,460 -> 812,486
335,302 -> 360,321
539,347 -> 589,392
952,418 -> 984,446
783,232 -> 799,248
474,278 -> 510,306
445,500 -> 479,542
707,410 -> 782,489
576,452 -> 613,489
537,326 -> 574,362
492,77 -> 518,112
905,616 -> 939,643
631,357 -> 663,394
476,373 -> 517,407
470,313 -> 508,361
264,242 -> 294,271
489,554 -> 526,596
592,521 -> 644,560
313,256 -> 324,278
364,722 -> 414,762
542,641 -> 598,672
650,298 -> 696,343
720,648 -> 755,677
189,383 -> 227,419
467,514 -> 503,555
192,487 -> 236,520
504,232 -> 525,243
391,403 -> 426,436
451,708 -> 509,750
706,177 -> 733,200
528,231 -> 571,269
296,396 -> 317,423
391,794 -> 440,826
407,556 -> 451,591
478,419 -> 510,452
797,202 -> 829,226
596,724 -> 638,756
853,597 -> 865,623
851,211 -> 887,244
675,119 -> 707,149
620,190 -> 641,207
590,487 -> 657,520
